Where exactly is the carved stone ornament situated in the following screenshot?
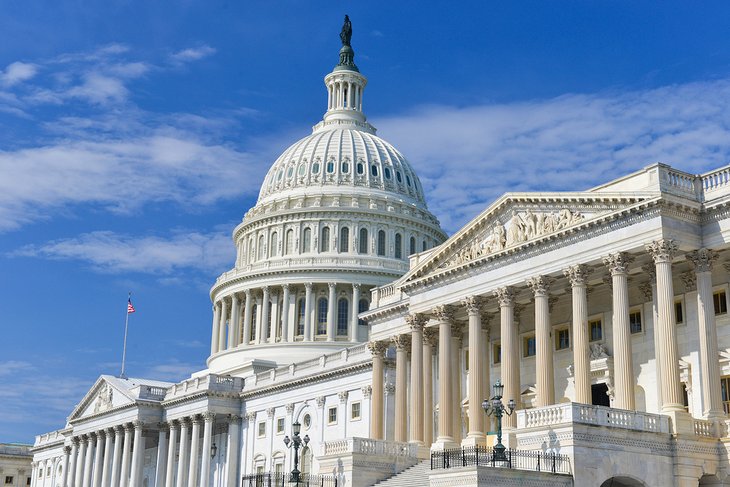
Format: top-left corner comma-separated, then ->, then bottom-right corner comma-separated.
462,295 -> 483,315
423,327 -> 438,347
440,208 -> 585,269
638,282 -> 653,301
266,408 -> 275,418
603,252 -> 633,275
563,264 -> 590,287
315,396 -> 326,408
640,263 -> 656,280
361,385 -> 372,398
285,403 -> 295,414
384,383 -> 396,396
392,334 -> 411,351
405,313 -> 425,332
202,412 -> 215,423
338,391 -> 349,403
494,287 -> 515,307
645,239 -> 677,264
433,305 -> 454,323
589,343 -> 610,360
229,414 -> 242,425
680,271 -> 697,292
527,275 -> 552,297
686,248 -> 718,273
367,341 -> 388,358
246,412 -> 257,422
93,383 -> 114,414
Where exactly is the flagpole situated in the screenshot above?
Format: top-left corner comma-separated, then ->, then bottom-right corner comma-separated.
120,292 -> 131,379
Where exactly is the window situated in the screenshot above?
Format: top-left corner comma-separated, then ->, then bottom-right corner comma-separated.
303,414 -> 312,429
493,343 -> 501,364
396,171 -> 402,183
523,335 -> 536,358
258,235 -> 265,260
326,160 -> 335,173
555,327 -> 570,350
675,300 -> 684,325
285,229 -> 294,255
371,165 -> 378,177
409,236 -> 416,256
297,298 -> 306,336
328,406 -> 338,424
359,228 -> 368,254
277,169 -> 283,181
341,161 -> 349,173
394,233 -> 402,259
298,164 -> 306,176
721,375 -> 730,414
358,298 -> 369,327
629,310 -> 642,334
270,232 -> 278,257
340,227 -> 349,253
377,230 -> 386,256
317,298 -> 328,335
351,402 -> 361,420
384,167 -> 391,179
337,298 -> 349,336
422,240 -> 427,252
589,319 -> 603,342
312,161 -> 320,173
26,478 -> 30,486
257,421 -> 266,437
406,175 -> 412,187
357,162 -> 364,175
287,166 -> 294,178
6,477 -> 14,485
250,304 -> 257,342
320,226 -> 330,252
302,228 -> 311,253
714,290 -> 727,315
276,418 -> 285,434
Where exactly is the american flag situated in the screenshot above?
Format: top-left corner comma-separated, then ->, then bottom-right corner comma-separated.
127,298 -> 136,314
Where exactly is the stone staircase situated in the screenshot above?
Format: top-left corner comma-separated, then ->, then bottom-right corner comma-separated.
372,459 -> 431,486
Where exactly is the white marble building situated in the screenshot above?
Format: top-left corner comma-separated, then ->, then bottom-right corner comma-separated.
1,444 -> 32,487
30,17 -> 730,487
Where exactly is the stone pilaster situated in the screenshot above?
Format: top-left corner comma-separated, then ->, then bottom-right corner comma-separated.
242,289 -> 252,346
351,284 -> 361,342
327,282 -> 337,341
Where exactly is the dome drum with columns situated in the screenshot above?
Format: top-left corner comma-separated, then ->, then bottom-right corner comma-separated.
207,26 -> 446,375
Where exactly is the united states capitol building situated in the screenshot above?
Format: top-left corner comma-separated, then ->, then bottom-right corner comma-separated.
29,18 -> 730,487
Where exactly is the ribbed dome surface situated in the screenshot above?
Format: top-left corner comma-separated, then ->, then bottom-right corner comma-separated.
257,126 -> 427,206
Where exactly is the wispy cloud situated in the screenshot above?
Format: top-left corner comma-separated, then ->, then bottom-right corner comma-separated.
11,229 -> 234,274
376,79 -> 730,233
1,62 -> 38,87
169,45 -> 216,64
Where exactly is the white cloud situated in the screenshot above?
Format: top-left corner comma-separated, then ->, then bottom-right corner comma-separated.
1,62 -> 38,86
0,360 -> 34,377
376,79 -> 730,233
66,73 -> 129,104
170,46 -> 216,64
12,229 -> 234,274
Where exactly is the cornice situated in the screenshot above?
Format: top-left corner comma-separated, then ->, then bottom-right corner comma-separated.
161,389 -> 242,408
68,400 -> 162,426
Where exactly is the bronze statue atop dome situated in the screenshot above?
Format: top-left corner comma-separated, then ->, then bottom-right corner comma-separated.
340,15 -> 352,47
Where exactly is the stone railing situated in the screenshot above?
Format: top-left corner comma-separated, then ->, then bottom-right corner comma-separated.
135,385 -> 168,400
245,344 -> 370,391
655,163 -> 730,202
702,166 -> 730,193
165,374 -> 244,400
322,437 -> 419,458
1,443 -> 32,456
33,431 -> 65,447
517,403 -> 670,434
370,284 -> 404,308
693,419 -> 716,438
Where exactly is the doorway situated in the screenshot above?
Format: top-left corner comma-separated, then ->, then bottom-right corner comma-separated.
591,383 -> 610,406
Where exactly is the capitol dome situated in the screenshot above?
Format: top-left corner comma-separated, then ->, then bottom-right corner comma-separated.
207,21 -> 446,376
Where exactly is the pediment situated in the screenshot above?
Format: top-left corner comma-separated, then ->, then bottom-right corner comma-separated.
404,192 -> 657,284
69,376 -> 136,421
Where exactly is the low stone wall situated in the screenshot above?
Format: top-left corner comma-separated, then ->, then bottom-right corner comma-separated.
429,465 -> 573,487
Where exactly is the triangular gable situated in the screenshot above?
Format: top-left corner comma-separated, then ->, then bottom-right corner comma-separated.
68,375 -> 137,422
402,191 -> 658,286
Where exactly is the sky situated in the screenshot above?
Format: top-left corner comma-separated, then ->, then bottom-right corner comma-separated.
3,1 -> 730,442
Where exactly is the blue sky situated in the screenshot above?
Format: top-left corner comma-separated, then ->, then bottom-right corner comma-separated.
3,1 -> 730,442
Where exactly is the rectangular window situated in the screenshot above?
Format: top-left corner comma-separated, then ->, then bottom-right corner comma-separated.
629,310 -> 642,334
523,335 -> 536,358
257,421 -> 266,437
722,376 -> 730,414
328,406 -> 338,424
351,402 -> 361,420
675,300 -> 684,324
589,319 -> 603,342
555,328 -> 570,350
465,350 -> 469,371
26,478 -> 31,486
276,417 -> 285,434
6,477 -> 13,485
714,290 -> 727,315
493,343 -> 501,364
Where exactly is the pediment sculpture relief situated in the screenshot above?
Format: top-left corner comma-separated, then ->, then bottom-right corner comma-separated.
441,208 -> 585,269
93,383 -> 113,413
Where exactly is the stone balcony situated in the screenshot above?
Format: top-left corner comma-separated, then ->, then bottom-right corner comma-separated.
164,374 -> 244,401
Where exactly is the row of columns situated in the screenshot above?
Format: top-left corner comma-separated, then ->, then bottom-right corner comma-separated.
211,283 -> 363,354
368,240 -> 726,444
328,79 -> 363,112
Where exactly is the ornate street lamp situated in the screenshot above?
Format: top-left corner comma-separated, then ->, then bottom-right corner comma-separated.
283,421 -> 310,483
482,379 -> 516,462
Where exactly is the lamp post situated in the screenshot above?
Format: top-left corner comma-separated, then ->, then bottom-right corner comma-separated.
283,421 -> 309,484
482,379 -> 515,462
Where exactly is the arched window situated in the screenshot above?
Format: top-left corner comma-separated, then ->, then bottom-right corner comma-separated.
317,298 -> 328,335
302,228 -> 311,253
359,228 -> 368,254
326,160 -> 335,173
410,236 -> 416,256
267,302 -> 273,340
371,165 -> 378,177
394,233 -> 402,259
358,298 -> 369,327
377,230 -> 386,256
296,298 -> 306,336
250,304 -> 258,342
285,229 -> 294,255
270,232 -> 278,257
258,235 -> 265,260
249,237 -> 255,262
321,226 -> 330,252
422,239 -> 428,252
340,227 -> 349,253
357,162 -> 364,175
337,298 -> 349,336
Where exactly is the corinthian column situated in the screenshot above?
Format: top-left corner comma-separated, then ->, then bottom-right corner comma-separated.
210,303 -> 220,355
100,429 -> 113,487
128,422 -> 145,487
423,328 -> 437,446
495,287 -> 519,428
304,283 -> 313,341
392,334 -> 411,443
350,284 -> 361,342
242,289 -> 252,346
118,426 -> 132,487
199,413 -> 215,487
528,276 -> 554,407
646,240 -> 685,414
175,419 -> 189,487
407,314 -> 425,444
368,341 -> 388,440
451,323 -> 464,443
62,446 -> 72,487
229,293 -> 240,349
463,296 -> 485,444
217,299 -> 228,352
186,417 -> 201,487
225,415 -> 242,486
164,421 -> 179,487
109,427 -> 123,487
260,287 -> 270,344
82,434 -> 95,487
154,424 -> 168,487
327,282 -> 337,341
603,252 -> 635,410
564,264 -> 591,404
92,432 -> 104,487
281,284 -> 291,343
434,305 -> 455,447
688,249 -> 724,419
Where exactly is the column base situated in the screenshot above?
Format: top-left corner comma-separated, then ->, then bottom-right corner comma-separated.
461,434 -> 487,447
430,437 -> 458,451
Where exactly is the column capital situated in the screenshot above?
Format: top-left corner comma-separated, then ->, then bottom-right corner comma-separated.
462,295 -> 483,315
405,313 -> 426,332
367,340 -> 388,358
638,282 -> 653,301
285,403 -> 295,414
191,415 -> 203,425
646,239 -> 677,264
328,282 -> 337,290
132,420 -> 144,430
352,283 -> 361,291
113,425 -> 124,435
680,271 -> 697,292
315,396 -> 326,409
64,446 -> 72,455
494,286 -> 515,307
178,417 -> 191,427
603,252 -> 633,275
281,283 -> 290,292
527,275 -> 553,296
513,303 -> 525,321
245,412 -> 257,422
229,414 -> 242,425
262,285 -> 270,293
202,412 -> 215,423
564,264 -> 590,286
338,391 -> 349,404
641,263 -> 657,280
244,288 -> 252,297
423,327 -> 438,347
451,322 -> 464,341
480,312 -> 493,331
123,423 -> 134,433
266,408 -> 275,418
433,304 -> 455,323
157,422 -> 169,432
392,334 -> 411,351
305,282 -> 313,291
361,385 -> 373,398
687,248 -> 718,273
